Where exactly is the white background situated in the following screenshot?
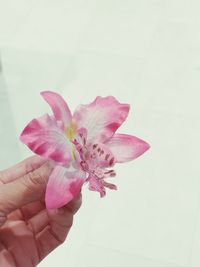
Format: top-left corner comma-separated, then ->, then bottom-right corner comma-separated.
0,1 -> 200,266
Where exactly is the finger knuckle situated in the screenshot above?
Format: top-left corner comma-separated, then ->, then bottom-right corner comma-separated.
25,161 -> 36,174
22,170 -> 46,189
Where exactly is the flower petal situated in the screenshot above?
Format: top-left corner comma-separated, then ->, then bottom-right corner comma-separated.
73,96 -> 130,143
41,91 -> 72,127
86,142 -> 115,168
45,166 -> 85,209
106,134 -> 150,163
20,114 -> 72,165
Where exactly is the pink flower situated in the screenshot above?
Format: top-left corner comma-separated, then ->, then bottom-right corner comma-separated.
20,91 -> 150,209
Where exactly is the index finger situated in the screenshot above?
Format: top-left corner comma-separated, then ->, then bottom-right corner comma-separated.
0,155 -> 47,184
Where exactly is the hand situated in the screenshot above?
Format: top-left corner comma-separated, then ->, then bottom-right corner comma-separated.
0,156 -> 82,267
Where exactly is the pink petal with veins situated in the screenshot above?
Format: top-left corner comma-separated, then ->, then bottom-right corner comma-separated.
87,142 -> 115,168
41,91 -> 72,127
20,114 -> 72,165
73,96 -> 130,143
45,166 -> 85,209
106,134 -> 150,163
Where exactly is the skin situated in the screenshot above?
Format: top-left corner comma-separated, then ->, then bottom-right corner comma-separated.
0,156 -> 82,267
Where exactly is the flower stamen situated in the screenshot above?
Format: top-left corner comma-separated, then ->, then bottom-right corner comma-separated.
65,122 -> 77,141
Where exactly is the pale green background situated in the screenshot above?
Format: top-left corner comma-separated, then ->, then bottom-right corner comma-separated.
0,1 -> 200,267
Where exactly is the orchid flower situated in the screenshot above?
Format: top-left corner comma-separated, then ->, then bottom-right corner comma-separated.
20,91 -> 150,209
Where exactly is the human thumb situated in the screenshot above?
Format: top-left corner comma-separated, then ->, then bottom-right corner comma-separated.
0,162 -> 53,226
